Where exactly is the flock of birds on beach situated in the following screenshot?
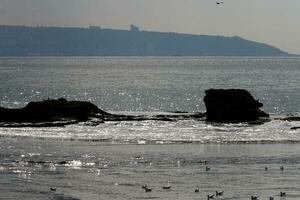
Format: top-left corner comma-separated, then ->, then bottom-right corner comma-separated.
45,162 -> 297,199
45,161 -> 300,200
141,182 -> 287,200
139,163 -> 294,200
45,159 -> 299,200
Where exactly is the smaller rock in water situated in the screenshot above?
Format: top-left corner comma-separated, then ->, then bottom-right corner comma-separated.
291,126 -> 300,130
0,98 -> 107,125
203,89 -> 269,122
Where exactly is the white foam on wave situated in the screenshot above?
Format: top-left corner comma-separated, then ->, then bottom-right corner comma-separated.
0,116 -> 299,144
61,160 -> 84,170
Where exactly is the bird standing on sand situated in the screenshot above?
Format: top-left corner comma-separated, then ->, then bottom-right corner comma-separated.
50,187 -> 56,191
251,196 -> 258,200
269,197 -> 274,200
162,181 -> 171,190
195,186 -> 200,193
216,190 -> 224,196
144,187 -> 152,192
280,166 -> 284,171
205,166 -> 211,171
280,192 -> 286,197
142,185 -> 152,192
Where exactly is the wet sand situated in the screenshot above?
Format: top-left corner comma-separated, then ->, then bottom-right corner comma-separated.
1,138 -> 300,199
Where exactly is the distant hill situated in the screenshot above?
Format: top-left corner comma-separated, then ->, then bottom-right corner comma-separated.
0,25 -> 290,56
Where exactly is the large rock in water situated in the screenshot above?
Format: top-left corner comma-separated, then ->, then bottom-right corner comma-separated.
203,89 -> 269,122
0,98 -> 109,123
0,98 -> 206,127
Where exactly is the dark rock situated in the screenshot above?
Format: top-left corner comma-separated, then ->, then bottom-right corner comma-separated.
0,98 -> 108,123
104,112 -> 205,122
282,116 -> 300,121
0,98 -> 206,127
203,89 -> 269,122
0,120 -> 79,128
291,127 -> 300,130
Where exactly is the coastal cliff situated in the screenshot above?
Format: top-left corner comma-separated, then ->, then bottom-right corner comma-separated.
0,25 -> 289,56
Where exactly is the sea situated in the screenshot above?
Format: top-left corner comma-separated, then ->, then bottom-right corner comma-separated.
0,56 -> 300,200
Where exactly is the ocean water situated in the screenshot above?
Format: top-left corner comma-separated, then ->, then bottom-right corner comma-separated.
1,57 -> 300,199
0,56 -> 300,114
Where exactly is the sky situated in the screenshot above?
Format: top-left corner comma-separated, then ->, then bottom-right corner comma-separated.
0,0 -> 299,54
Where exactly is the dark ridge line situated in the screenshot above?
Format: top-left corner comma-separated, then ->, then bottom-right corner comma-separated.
0,25 -> 291,56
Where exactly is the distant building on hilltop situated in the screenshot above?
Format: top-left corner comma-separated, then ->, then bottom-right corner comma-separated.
89,26 -> 101,30
130,24 -> 140,32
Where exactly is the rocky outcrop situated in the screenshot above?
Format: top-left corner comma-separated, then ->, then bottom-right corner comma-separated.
203,89 -> 269,122
0,89 -> 273,127
0,98 -> 205,127
281,116 -> 300,121
104,112 -> 205,122
0,98 -> 108,123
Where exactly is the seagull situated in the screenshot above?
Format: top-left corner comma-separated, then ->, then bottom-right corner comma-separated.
207,194 -> 215,199
142,185 -> 147,189
206,166 -> 211,171
216,1 -> 224,5
162,185 -> 171,190
265,166 -> 268,171
144,187 -> 153,192
142,185 -> 153,192
280,166 -> 284,171
195,186 -> 200,193
216,191 -> 224,196
280,192 -> 286,197
50,187 -> 56,191
269,197 -> 274,200
162,181 -> 171,190
251,196 -> 258,200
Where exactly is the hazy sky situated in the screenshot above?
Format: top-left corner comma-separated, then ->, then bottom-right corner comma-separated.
0,0 -> 299,54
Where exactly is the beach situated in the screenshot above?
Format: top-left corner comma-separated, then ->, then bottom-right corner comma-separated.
1,138 -> 300,199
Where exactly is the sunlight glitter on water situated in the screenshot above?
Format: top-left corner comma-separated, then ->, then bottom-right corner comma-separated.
0,117 -> 299,144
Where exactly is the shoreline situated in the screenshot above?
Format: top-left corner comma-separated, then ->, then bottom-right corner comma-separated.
1,138 -> 300,199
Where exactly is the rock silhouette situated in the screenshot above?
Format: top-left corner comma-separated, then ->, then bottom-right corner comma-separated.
204,89 -> 269,122
0,98 -> 205,127
0,98 -> 107,123
0,89 -> 272,127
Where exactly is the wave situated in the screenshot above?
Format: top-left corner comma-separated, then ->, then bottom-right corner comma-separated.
0,113 -> 299,144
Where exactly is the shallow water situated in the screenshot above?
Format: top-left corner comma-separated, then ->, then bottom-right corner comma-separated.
1,139 -> 300,200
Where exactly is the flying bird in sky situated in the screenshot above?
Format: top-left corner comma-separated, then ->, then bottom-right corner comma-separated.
216,1 -> 224,5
